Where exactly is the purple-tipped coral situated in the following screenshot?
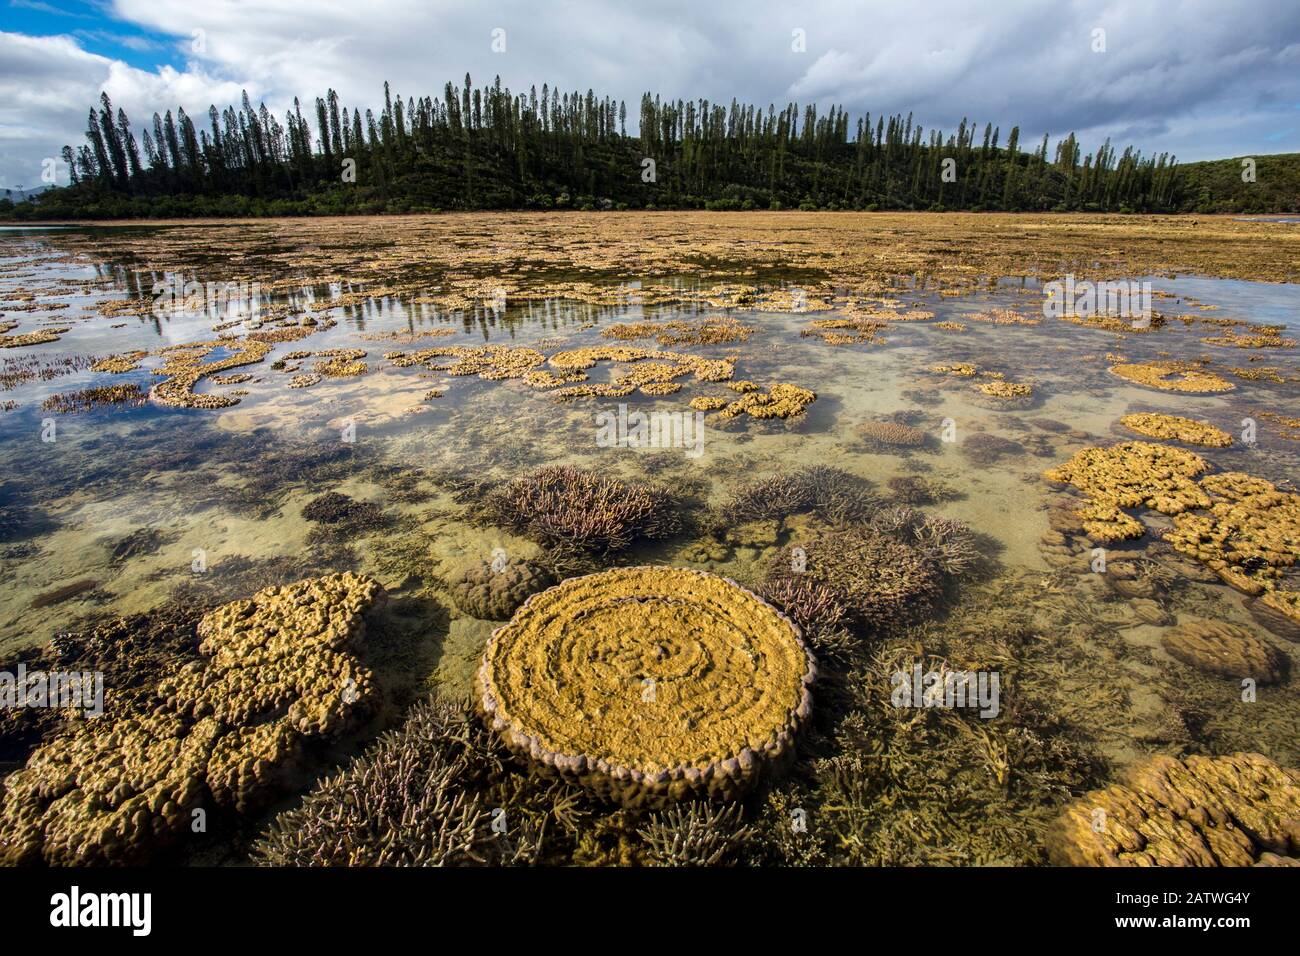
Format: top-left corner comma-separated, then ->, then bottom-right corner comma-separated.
483,466 -> 680,554
252,697 -> 522,866
767,526 -> 941,633
723,466 -> 879,526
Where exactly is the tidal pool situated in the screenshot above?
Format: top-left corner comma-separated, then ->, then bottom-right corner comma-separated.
1,214 -> 1297,866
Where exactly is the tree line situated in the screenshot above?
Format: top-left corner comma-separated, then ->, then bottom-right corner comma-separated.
4,76 -> 1195,218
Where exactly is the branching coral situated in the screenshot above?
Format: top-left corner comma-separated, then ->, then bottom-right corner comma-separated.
722,466 -> 879,526
252,697 -> 518,866
637,802 -> 755,866
767,526 -> 942,632
482,466 -> 680,554
477,567 -> 816,807
1046,752 -> 1300,866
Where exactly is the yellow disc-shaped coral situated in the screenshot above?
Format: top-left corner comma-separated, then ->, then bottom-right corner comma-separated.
477,566 -> 816,806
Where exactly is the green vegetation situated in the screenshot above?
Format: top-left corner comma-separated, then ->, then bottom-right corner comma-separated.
0,77 -> 1290,219
1174,153 -> 1300,214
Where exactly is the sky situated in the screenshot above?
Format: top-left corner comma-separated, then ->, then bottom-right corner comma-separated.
2,0 -> 1299,189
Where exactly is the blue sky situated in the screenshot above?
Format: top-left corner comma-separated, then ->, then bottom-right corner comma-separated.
5,0 -> 178,71
2,0 -> 1299,190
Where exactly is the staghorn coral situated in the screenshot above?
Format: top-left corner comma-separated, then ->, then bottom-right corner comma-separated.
856,420 -> 928,450
447,557 -> 553,620
1046,752 -> 1300,866
1160,619 -> 1287,685
1165,472 -> 1300,595
637,802 -> 755,866
909,514 -> 984,577
757,573 -> 857,661
1109,361 -> 1235,393
1042,441 -> 1211,542
252,696 -> 515,866
722,466 -> 879,526
0,573 -> 386,865
768,525 -> 942,632
1119,413 -> 1232,447
477,567 -> 816,807
482,466 -> 679,554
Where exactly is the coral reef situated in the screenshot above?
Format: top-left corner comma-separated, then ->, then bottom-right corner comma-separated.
602,316 -> 754,346
1109,361 -> 1235,393
1251,591 -> 1300,643
252,696 -> 528,866
714,382 -> 816,422
856,420 -> 928,450
150,339 -> 272,409
482,466 -> 679,554
722,466 -> 879,526
447,557 -> 553,620
1165,472 -> 1300,595
477,567 -> 816,806
1046,752 -> 1300,866
1042,441 -> 1210,542
962,432 -> 1024,465
767,525 -> 942,631
975,379 -> 1033,399
1160,619 -> 1287,684
637,802 -> 755,866
0,573 -> 386,864
1119,412 -> 1232,447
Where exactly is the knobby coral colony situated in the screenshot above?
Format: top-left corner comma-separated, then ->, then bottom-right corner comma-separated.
0,573 -> 385,865
482,466 -> 680,554
1047,752 -> 1300,866
1108,361 -> 1236,393
856,420 -> 928,449
476,567 -> 816,807
1119,412 -> 1233,447
1043,441 -> 1300,607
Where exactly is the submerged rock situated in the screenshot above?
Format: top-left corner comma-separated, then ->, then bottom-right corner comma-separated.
1160,618 -> 1286,685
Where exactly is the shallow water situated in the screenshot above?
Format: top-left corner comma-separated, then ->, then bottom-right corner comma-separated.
1,220 -> 1298,864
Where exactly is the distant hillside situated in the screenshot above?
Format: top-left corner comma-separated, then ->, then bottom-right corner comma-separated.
1175,152 -> 1300,214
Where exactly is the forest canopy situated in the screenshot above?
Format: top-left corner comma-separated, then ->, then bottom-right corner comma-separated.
2,76 -> 1292,219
